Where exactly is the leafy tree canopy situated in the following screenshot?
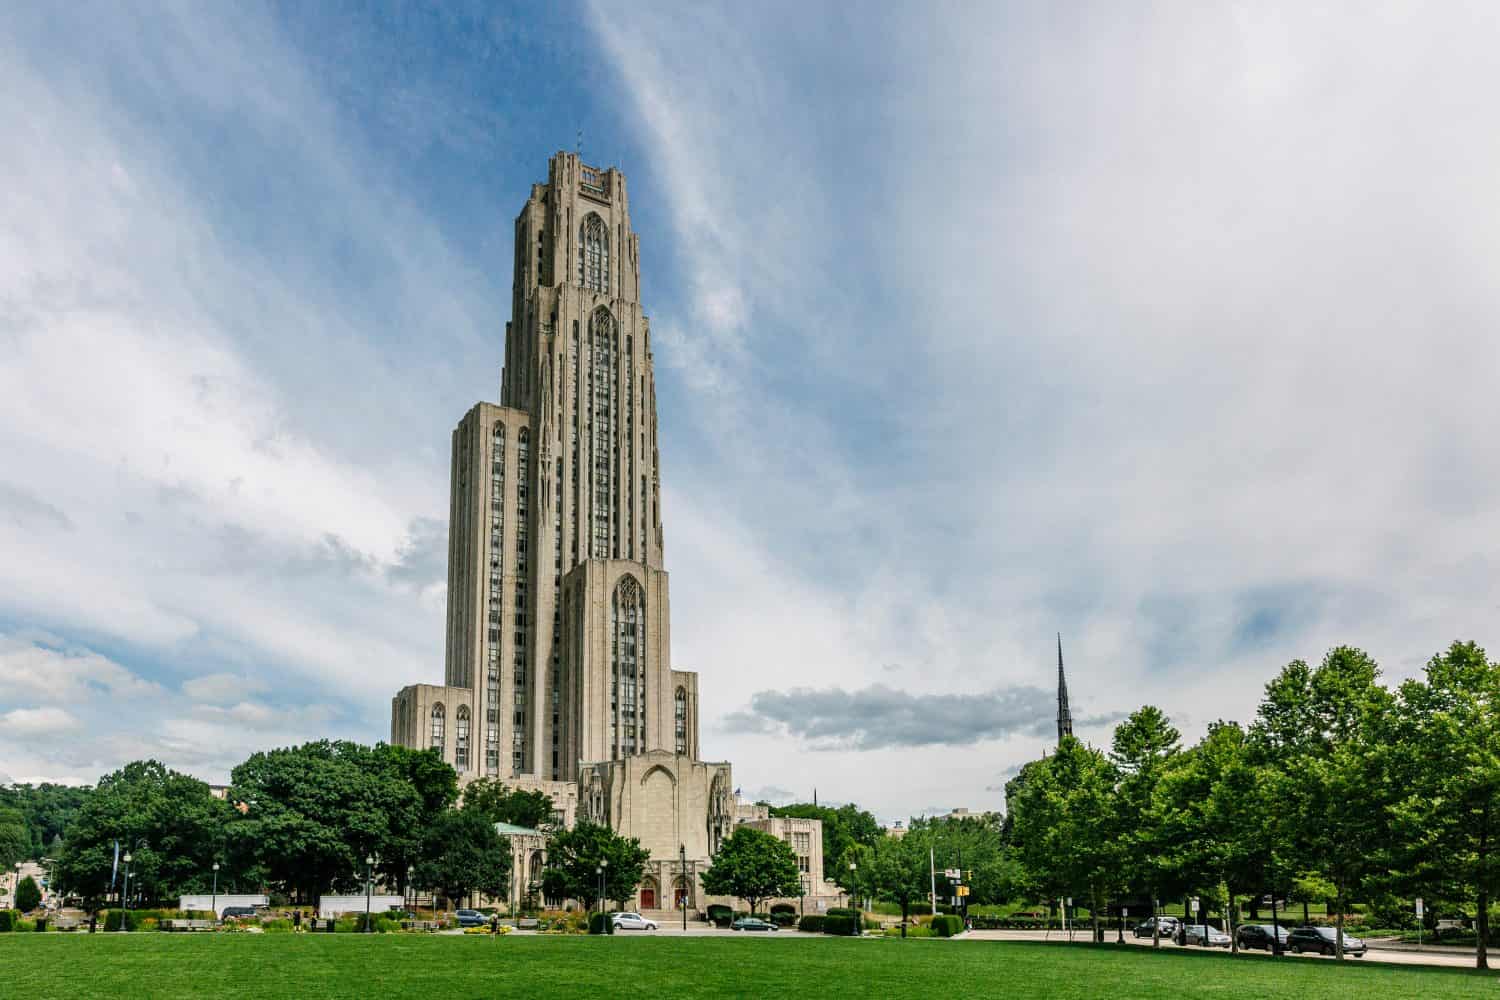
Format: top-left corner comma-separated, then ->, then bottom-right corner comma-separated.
700,826 -> 801,914
461,778 -> 555,830
543,820 -> 650,909
414,807 -> 509,905
14,874 -> 41,913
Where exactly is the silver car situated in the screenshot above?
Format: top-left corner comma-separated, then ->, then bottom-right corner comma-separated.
610,911 -> 659,931
1182,924 -> 1231,948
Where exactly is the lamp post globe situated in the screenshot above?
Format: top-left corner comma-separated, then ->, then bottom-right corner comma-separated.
121,852 -> 133,933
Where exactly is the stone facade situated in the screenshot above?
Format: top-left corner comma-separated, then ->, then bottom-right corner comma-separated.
389,152 -> 730,910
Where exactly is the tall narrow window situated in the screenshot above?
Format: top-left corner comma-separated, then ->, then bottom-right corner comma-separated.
674,687 -> 687,755
430,703 -> 446,757
487,422 -> 505,776
578,214 -> 609,293
611,576 -> 644,756
513,427 -> 531,772
454,706 -> 471,771
588,308 -> 617,559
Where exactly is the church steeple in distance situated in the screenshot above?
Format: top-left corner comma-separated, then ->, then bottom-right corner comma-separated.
1056,633 -> 1074,744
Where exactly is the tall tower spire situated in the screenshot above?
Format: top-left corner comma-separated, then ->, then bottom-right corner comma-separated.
1056,633 -> 1073,744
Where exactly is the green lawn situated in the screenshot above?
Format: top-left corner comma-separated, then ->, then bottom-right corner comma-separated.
2,934 -> 1495,999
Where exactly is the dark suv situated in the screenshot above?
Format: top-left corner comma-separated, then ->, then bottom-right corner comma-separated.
1132,915 -> 1179,939
1236,924 -> 1289,951
1287,926 -> 1366,957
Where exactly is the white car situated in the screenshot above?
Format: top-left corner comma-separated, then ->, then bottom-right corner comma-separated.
611,912 -> 659,931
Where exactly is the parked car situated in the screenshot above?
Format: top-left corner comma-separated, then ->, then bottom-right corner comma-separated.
1132,916 -> 1179,939
1287,926 -> 1366,957
731,917 -> 778,932
1236,924 -> 1290,951
454,909 -> 487,928
219,906 -> 259,921
1181,924 -> 1232,948
611,912 -> 659,931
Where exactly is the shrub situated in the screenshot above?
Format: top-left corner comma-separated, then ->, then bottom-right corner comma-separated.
14,877 -> 40,914
587,912 -> 615,935
15,919 -> 35,932
104,909 -> 170,931
825,907 -> 859,918
706,904 -> 733,921
822,914 -> 858,936
770,911 -> 796,927
797,915 -> 826,933
931,914 -> 965,937
0,910 -> 14,932
769,903 -> 796,916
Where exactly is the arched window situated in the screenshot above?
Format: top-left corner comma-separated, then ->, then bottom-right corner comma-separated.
578,214 -> 609,293
453,704 -> 471,773
612,576 -> 645,756
674,687 -> 687,755
430,703 -> 445,757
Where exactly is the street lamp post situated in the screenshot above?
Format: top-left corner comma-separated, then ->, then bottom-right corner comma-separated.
12,861 -> 21,911
848,862 -> 858,937
211,862 -> 220,920
406,865 -> 415,914
679,844 -> 688,932
364,855 -> 375,933
120,852 -> 133,933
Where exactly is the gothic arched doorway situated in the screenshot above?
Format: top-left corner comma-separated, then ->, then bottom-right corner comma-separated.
673,876 -> 693,910
640,876 -> 659,910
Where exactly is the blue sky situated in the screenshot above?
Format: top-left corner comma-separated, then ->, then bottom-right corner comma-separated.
3,2 -> 1498,821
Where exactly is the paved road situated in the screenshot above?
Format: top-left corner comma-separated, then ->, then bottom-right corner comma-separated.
958,929 -> 1489,971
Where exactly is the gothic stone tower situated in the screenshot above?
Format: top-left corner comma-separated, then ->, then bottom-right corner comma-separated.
391,154 -> 719,835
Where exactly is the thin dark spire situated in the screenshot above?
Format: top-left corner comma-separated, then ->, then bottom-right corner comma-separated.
1056,633 -> 1073,744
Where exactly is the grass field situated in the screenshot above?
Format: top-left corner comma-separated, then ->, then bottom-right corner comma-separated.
3,934 -> 1496,999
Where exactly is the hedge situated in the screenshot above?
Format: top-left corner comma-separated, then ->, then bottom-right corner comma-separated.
587,912 -> 616,935
770,911 -> 797,927
932,915 -> 965,937
0,910 -> 14,932
769,903 -> 796,916
797,915 -> 826,933
825,907 -> 859,918
822,914 -> 858,936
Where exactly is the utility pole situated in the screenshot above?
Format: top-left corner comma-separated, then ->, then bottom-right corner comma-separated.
929,844 -> 937,916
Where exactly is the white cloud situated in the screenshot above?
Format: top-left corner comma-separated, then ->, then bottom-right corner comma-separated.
0,707 -> 80,736
180,673 -> 265,705
0,636 -> 162,703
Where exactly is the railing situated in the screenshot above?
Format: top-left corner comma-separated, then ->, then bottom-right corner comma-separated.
580,165 -> 609,198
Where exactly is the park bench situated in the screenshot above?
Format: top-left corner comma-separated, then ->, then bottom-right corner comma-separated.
161,919 -> 215,932
309,919 -> 338,932
400,919 -> 442,932
1434,919 -> 1465,936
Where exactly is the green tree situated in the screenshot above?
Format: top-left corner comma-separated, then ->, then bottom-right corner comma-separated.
51,760 -> 237,908
769,801 -> 879,871
227,740 -> 458,904
543,820 -> 650,910
863,832 -> 934,932
1391,641 -> 1500,969
1108,706 -> 1181,948
0,808 -> 28,870
1006,737 -> 1120,941
1252,647 -> 1393,959
700,826 -> 801,915
414,808 -> 509,907
460,778 -> 555,830
14,875 -> 40,913
1157,722 -> 1265,953
0,783 -> 92,858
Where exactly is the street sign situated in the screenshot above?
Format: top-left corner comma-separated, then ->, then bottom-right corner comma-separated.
944,869 -> 961,879
1415,898 -> 1424,917
1189,898 -> 1199,913
1066,897 -> 1072,907
1122,907 -> 1129,918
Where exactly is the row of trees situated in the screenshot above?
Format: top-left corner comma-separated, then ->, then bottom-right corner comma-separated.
48,741 -> 556,909
1000,640 -> 1498,969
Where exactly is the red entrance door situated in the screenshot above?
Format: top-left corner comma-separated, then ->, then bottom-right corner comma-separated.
641,887 -> 656,909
